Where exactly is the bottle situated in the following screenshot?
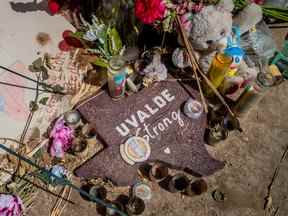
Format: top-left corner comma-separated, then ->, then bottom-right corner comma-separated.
107,56 -> 127,99
203,53 -> 233,97
233,84 -> 263,117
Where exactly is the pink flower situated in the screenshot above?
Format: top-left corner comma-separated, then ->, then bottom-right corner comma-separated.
49,118 -> 73,158
135,0 -> 166,24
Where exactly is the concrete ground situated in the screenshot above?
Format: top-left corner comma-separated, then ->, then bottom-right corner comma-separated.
26,30 -> 288,216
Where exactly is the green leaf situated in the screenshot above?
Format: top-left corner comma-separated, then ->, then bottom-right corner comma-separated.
39,97 -> 49,105
108,27 -> 122,55
40,66 -> 49,80
29,101 -> 39,112
28,65 -> 41,73
32,57 -> 43,69
92,57 -> 109,68
73,31 -> 85,38
52,84 -> 64,93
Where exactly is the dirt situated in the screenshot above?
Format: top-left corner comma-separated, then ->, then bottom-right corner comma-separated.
27,30 -> 288,216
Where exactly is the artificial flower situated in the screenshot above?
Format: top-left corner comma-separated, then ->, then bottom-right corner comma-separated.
251,0 -> 264,5
0,194 -> 24,216
48,0 -> 60,15
49,118 -> 74,158
135,0 -> 166,24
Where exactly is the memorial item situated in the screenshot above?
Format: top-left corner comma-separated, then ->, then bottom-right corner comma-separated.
203,53 -> 233,96
0,194 -> 24,216
185,179 -> 208,196
132,182 -> 152,201
149,163 -> 169,183
75,80 -> 224,186
168,174 -> 190,193
120,136 -> 151,165
233,84 -> 264,117
108,56 -> 127,99
64,110 -> 82,128
49,117 -> 74,158
126,196 -> 146,215
183,98 -> 203,119
89,185 -> 107,201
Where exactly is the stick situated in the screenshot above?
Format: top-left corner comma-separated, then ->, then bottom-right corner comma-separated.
0,81 -> 66,95
176,16 -> 208,113
176,16 -> 235,117
0,144 -> 127,216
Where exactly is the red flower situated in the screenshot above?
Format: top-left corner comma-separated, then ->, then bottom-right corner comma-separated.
48,0 -> 60,15
252,0 -> 264,4
135,0 -> 166,24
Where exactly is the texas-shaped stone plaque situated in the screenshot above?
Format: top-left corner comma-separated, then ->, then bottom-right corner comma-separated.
75,80 -> 224,186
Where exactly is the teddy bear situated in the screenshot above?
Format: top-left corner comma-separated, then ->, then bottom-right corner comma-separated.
174,0 -> 263,96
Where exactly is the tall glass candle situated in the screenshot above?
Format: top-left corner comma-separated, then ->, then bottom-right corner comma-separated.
204,53 -> 232,96
107,56 -> 127,99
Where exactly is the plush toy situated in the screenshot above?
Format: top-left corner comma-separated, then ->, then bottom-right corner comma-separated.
175,0 -> 263,97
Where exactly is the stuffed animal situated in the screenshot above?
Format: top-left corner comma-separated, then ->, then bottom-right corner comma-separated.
174,0 -> 263,96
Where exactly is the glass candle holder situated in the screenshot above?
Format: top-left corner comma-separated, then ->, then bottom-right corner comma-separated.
204,53 -> 233,96
107,56 -> 127,99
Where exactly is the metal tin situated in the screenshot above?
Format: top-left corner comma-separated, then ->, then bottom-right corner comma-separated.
168,174 -> 189,193
183,98 -> 203,119
185,179 -> 208,196
64,110 -> 81,128
132,182 -> 152,201
126,196 -> 145,215
120,137 -> 151,165
149,163 -> 169,183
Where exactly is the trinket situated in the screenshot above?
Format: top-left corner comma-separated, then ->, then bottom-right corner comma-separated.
185,179 -> 208,196
168,174 -> 189,193
64,110 -> 82,128
183,98 -> 203,119
120,136 -> 151,165
132,182 -> 152,201
70,138 -> 88,154
49,165 -> 68,185
149,163 -> 169,183
49,118 -> 74,158
82,124 -> 97,146
89,185 -> 107,201
107,56 -> 127,99
172,48 -> 190,68
142,52 -> 167,81
205,124 -> 228,146
126,196 -> 146,215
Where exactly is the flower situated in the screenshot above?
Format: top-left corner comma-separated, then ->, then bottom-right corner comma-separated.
0,194 -> 24,216
49,118 -> 74,158
251,0 -> 264,5
135,0 -> 166,24
48,0 -> 60,15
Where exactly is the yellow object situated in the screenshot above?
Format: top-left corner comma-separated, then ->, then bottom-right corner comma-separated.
226,68 -> 238,77
269,64 -> 282,77
204,53 -> 233,96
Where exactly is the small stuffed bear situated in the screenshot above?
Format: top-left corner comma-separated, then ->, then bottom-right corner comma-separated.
175,0 -> 263,96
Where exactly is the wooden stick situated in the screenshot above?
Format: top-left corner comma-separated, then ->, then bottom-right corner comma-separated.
176,16 -> 208,113
176,15 -> 235,117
